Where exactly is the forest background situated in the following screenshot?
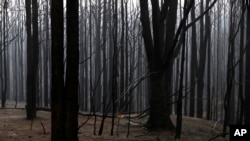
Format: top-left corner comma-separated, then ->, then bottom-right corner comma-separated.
0,0 -> 249,140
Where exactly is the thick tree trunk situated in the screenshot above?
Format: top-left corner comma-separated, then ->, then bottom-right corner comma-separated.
146,69 -> 175,130
65,0 -> 79,140
51,0 -> 65,140
139,0 -> 178,130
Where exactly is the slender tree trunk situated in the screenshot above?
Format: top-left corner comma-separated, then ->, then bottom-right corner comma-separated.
84,0 -> 89,111
175,27 -> 186,140
119,0 -> 125,111
111,0 -> 118,135
245,1 -> 250,124
197,0 -> 205,118
99,0 -> 107,135
94,0 -> 102,112
44,0 -> 50,107
205,0 -> 211,120
223,0 -> 236,132
237,0 -> 244,124
124,0 -> 129,113
216,1 -> 220,121
190,4 -> 197,117
2,1 -> 8,108
26,0 -> 39,119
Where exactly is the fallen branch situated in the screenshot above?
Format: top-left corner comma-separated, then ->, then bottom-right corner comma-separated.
207,132 -> 229,141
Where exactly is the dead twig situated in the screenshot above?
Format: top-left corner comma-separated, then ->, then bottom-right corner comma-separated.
40,121 -> 47,135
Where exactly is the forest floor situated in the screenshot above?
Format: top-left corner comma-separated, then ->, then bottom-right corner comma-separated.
0,102 -> 229,141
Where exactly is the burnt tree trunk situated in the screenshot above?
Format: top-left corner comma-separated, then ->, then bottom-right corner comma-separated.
245,1 -> 250,124
51,0 -> 65,140
190,3 -> 197,117
26,0 -> 39,119
64,0 -> 79,140
139,0 -> 191,130
197,0 -> 205,118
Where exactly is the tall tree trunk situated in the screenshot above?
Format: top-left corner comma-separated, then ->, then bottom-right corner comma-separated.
84,0 -> 89,111
190,3 -> 197,117
139,0 -> 179,130
223,0 -> 236,132
26,0 -> 39,119
94,0 -> 102,112
65,0 -> 79,140
205,0 -> 211,120
120,0 -> 125,111
197,0 -> 205,118
99,0 -> 108,135
44,0 -> 50,107
2,0 -> 8,108
51,0 -> 65,140
175,26 -> 186,140
216,1 -> 220,121
237,0 -> 245,124
124,0 -> 129,112
111,0 -> 118,135
245,1 -> 250,124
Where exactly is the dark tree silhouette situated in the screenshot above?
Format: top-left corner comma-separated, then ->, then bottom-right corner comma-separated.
190,3 -> 197,117
51,0 -> 79,140
237,0 -> 246,124
26,0 -> 39,120
223,0 -> 237,133
1,0 -> 8,108
64,0 -> 79,140
51,0 -> 65,140
111,0 -> 118,135
245,0 -> 250,124
176,3 -> 187,137
197,0 -> 206,118
205,0 -> 212,120
139,0 -> 181,130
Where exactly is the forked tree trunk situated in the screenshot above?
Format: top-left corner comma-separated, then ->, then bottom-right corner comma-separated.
139,0 -> 178,130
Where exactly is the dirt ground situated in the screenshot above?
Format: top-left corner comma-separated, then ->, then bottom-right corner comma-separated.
0,108 -> 229,141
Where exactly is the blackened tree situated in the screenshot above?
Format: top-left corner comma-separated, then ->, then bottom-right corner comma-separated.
139,0 -> 192,130
245,0 -> 250,124
51,0 -> 65,140
51,0 -> 79,140
64,0 -> 79,140
26,0 -> 39,120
